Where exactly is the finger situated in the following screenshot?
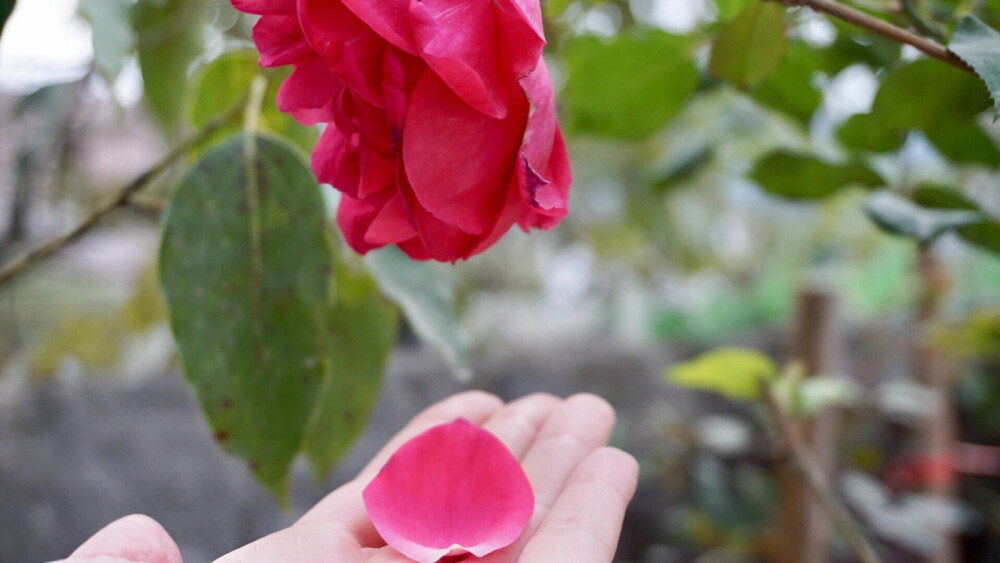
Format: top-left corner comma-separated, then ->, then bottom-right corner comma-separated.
479,394 -> 617,562
481,393 -> 561,459
295,391 -> 503,541
213,523 -> 362,563
363,546 -> 413,562
518,447 -> 639,563
60,514 -> 182,563
520,394 -> 616,516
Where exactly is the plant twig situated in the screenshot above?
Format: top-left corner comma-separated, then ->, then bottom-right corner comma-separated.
0,97 -> 246,287
761,383 -> 884,563
125,195 -> 168,214
767,0 -> 972,74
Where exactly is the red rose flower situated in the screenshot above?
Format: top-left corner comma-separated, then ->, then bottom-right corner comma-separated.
362,418 -> 534,562
232,0 -> 572,262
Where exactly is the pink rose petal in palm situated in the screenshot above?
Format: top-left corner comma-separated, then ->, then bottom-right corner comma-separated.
362,418 -> 534,563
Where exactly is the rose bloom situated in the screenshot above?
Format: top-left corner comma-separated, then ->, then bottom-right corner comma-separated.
232,0 -> 572,262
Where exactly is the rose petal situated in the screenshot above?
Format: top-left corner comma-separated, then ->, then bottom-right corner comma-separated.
339,0 -> 417,55
363,419 -> 534,563
494,0 -> 547,79
365,193 -> 418,246
337,193 -> 386,254
396,162 -> 480,262
403,69 -> 526,236
469,174 -> 527,257
276,56 -> 341,125
312,126 -> 361,196
409,0 -> 507,118
231,0 -> 295,15
517,129 -> 571,230
516,59 -> 571,223
298,0 -> 387,107
397,237 -> 432,260
253,15 -> 313,67
382,47 -> 423,133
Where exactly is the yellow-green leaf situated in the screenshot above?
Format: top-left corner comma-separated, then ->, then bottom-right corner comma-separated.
667,347 -> 777,400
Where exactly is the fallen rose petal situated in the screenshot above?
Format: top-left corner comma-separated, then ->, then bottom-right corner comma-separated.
363,418 -> 534,563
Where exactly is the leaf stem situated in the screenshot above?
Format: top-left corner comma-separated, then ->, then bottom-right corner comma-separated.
761,383 -> 884,563
0,96 -> 246,288
243,75 -> 268,365
767,0 -> 972,74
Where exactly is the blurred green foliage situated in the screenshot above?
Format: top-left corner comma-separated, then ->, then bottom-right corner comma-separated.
4,0 -> 1000,516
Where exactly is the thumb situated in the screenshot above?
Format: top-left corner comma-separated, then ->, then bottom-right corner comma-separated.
53,514 -> 182,563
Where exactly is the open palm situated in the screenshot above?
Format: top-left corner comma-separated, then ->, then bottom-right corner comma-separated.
63,392 -> 639,563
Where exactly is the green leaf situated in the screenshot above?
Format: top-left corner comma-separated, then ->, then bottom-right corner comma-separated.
302,261 -> 397,479
667,347 -> 777,400
563,30 -> 698,139
160,134 -> 333,501
189,51 -> 317,153
750,151 -> 884,200
750,41 -> 824,124
134,0 -> 204,137
364,247 -> 471,381
0,0 -> 14,41
863,190 -> 982,243
911,183 -> 981,209
80,0 -> 134,83
708,2 -> 787,89
948,15 -> 1000,119
923,121 -> 1000,166
912,184 -> 1000,254
838,59 -> 998,163
714,0 -> 755,21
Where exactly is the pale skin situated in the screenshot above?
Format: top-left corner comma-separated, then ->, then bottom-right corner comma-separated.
60,392 -> 639,563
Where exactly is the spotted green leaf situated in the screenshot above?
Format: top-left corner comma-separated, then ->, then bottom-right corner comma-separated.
161,134 -> 333,502
302,260 -> 397,480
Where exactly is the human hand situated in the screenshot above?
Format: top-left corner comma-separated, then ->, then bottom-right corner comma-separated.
60,392 -> 639,563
